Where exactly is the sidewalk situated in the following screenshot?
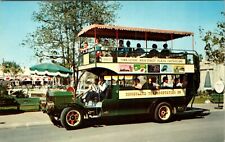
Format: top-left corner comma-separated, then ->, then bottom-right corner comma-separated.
0,103 -> 224,129
0,111 -> 51,129
189,103 -> 224,111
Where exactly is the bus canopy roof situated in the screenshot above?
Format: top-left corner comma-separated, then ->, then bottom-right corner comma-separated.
77,24 -> 194,41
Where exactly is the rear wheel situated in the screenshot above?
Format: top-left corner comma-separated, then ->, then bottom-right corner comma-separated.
60,107 -> 84,130
154,102 -> 172,122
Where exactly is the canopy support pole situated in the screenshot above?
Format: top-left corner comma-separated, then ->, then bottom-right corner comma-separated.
171,34 -> 173,49
116,30 -> 119,58
94,28 -> 97,43
192,35 -> 195,50
116,30 -> 119,46
145,32 -> 147,54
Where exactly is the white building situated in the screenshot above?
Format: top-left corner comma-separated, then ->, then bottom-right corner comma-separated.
199,61 -> 225,91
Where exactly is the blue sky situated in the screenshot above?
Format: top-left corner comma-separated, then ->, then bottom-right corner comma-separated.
0,1 -> 224,67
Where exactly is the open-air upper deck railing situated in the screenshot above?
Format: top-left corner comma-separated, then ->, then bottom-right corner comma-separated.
78,46 -> 197,66
77,24 -> 197,68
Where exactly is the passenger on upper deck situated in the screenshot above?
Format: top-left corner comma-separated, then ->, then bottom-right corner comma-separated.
148,44 -> 159,58
94,38 -> 103,62
102,39 -> 112,57
125,40 -> 132,57
79,41 -> 89,54
134,43 -> 145,57
117,40 -> 125,56
160,43 -> 171,58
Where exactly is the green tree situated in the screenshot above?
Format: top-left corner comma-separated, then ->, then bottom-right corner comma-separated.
1,61 -> 23,78
199,12 -> 225,64
22,1 -> 120,68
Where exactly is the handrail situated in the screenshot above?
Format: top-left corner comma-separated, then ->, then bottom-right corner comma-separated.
80,46 -> 198,56
78,45 -> 198,66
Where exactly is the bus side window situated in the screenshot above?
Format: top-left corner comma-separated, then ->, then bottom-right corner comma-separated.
173,75 -> 183,88
142,75 -> 159,90
181,75 -> 188,88
122,76 -> 134,90
119,79 -> 125,87
160,75 -> 173,89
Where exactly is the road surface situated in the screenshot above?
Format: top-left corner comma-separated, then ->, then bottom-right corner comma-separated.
0,111 -> 224,142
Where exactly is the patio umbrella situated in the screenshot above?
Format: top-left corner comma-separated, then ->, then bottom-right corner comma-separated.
30,63 -> 72,77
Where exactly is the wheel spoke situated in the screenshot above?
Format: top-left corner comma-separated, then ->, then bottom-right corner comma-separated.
70,120 -> 74,125
75,114 -> 79,119
159,105 -> 170,120
66,109 -> 81,127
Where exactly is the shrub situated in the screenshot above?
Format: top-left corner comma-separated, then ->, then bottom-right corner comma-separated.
0,83 -> 8,97
12,90 -> 29,98
197,90 -> 210,98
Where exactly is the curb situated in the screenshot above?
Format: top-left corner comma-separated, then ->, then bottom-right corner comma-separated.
0,121 -> 51,129
189,103 -> 224,112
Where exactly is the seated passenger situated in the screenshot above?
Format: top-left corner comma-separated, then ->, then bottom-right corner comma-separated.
132,78 -> 142,90
161,76 -> 172,89
94,38 -> 102,62
83,78 -> 100,104
117,39 -> 125,57
98,77 -> 108,100
151,76 -> 159,89
79,41 -> 89,54
142,78 -> 156,90
147,44 -> 159,58
160,43 -> 171,58
173,78 -> 183,88
134,43 -> 145,57
125,40 -> 132,57
102,39 -> 112,57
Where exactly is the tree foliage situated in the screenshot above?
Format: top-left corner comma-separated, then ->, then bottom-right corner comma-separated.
22,1 -> 120,68
199,12 -> 225,64
1,61 -> 23,77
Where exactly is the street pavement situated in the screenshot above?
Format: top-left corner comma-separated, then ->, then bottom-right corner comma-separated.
0,110 -> 224,142
0,111 -> 51,129
0,103 -> 224,129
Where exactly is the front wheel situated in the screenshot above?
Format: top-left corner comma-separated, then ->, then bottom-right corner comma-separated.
60,107 -> 84,130
154,102 -> 173,123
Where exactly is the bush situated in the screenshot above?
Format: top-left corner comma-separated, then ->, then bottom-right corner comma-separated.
0,83 -> 8,97
12,90 -> 29,98
0,95 -> 19,107
0,82 -> 20,107
197,90 -> 210,98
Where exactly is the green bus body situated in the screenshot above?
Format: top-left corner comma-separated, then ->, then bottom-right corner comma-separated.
43,24 -> 201,130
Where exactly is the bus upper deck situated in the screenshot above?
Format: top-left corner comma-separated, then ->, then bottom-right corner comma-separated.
77,24 -> 198,75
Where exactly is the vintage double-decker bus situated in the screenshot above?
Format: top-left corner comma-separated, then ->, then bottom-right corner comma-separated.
44,24 -> 204,130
